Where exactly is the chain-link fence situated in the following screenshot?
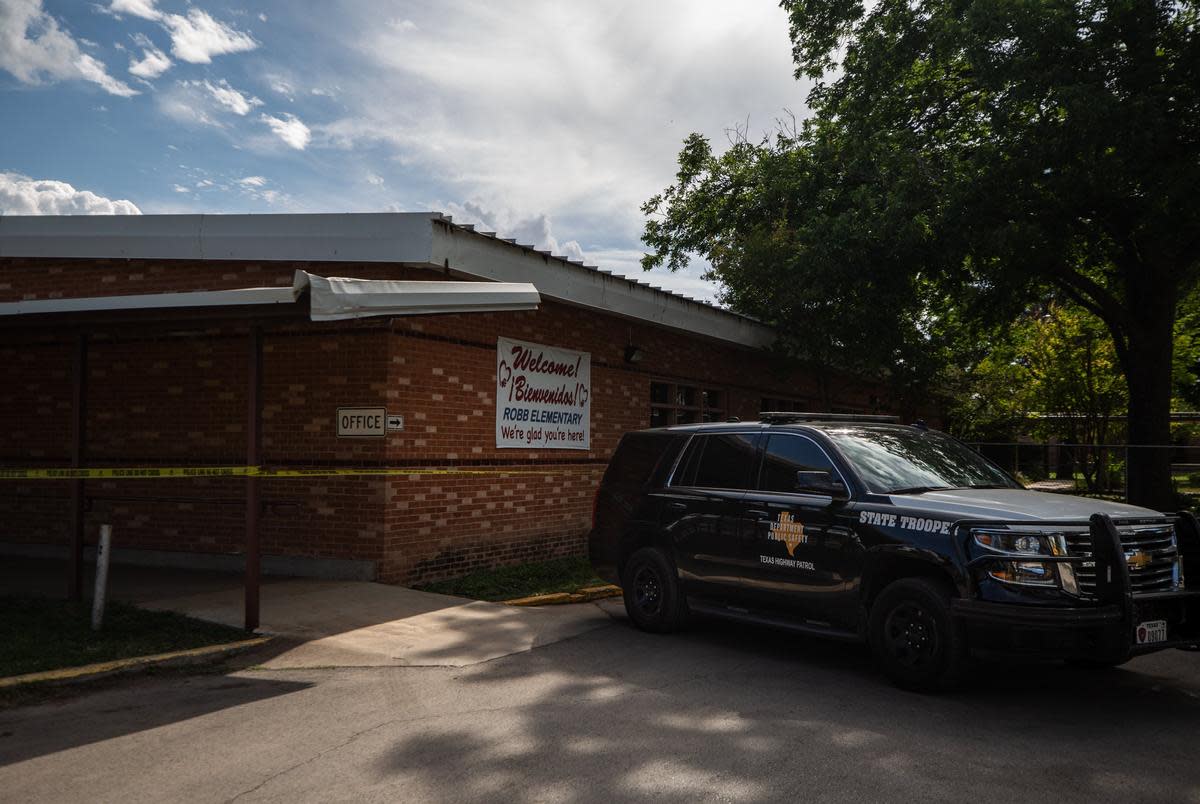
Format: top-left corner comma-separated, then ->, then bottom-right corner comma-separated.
966,441 -> 1200,505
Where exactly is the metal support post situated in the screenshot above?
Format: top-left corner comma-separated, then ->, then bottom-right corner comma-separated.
245,326 -> 263,631
92,524 -> 112,630
68,332 -> 88,601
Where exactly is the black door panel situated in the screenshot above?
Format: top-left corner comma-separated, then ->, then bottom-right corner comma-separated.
740,432 -> 861,627
663,432 -> 760,600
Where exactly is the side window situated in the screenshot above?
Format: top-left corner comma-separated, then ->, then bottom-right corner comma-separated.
758,434 -> 837,493
673,433 -> 758,490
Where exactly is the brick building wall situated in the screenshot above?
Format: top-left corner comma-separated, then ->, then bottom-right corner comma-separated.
0,256 -> 884,584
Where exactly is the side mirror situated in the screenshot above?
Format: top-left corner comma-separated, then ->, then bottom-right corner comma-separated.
795,470 -> 849,500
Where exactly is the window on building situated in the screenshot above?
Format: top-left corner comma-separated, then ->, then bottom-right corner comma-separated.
651,382 -> 726,426
672,433 -> 759,489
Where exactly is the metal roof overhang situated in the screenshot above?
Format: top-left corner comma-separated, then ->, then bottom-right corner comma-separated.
0,270 -> 541,327
0,213 -> 776,349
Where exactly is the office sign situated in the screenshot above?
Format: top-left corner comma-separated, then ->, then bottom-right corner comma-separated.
336,407 -> 386,438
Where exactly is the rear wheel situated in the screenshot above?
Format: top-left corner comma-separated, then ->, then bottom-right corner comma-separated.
622,547 -> 688,633
869,577 -> 966,692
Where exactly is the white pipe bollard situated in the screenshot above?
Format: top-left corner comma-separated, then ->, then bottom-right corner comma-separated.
91,524 -> 112,631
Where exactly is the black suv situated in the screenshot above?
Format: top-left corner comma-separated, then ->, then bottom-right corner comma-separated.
588,414 -> 1200,690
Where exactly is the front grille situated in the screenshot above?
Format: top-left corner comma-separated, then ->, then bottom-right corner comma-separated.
1064,525 -> 1182,596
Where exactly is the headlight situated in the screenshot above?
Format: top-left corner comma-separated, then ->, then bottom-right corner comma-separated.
973,530 -> 1077,591
974,531 -> 1059,555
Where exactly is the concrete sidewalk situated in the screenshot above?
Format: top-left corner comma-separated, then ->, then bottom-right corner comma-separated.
3,557 -> 616,670
141,579 -> 616,668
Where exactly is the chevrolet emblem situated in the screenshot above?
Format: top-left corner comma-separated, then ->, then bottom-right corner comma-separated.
1125,550 -> 1152,571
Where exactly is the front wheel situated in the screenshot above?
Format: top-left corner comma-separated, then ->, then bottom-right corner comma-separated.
868,577 -> 966,692
621,547 -> 688,633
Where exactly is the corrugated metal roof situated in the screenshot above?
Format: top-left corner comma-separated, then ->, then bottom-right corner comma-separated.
430,213 -> 753,325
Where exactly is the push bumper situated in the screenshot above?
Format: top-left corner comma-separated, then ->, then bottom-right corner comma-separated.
951,596 -> 1200,660
951,511 -> 1200,661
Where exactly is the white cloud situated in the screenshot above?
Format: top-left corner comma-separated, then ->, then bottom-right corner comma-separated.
265,74 -> 294,100
198,79 -> 261,115
172,183 -> 188,193
128,44 -> 171,79
318,0 -> 802,302
365,173 -> 384,186
74,52 -> 139,96
0,172 -> 141,214
258,13 -> 268,23
106,0 -> 162,20
161,9 -> 256,64
0,0 -> 137,96
157,79 -> 261,127
105,2 -> 257,64
444,201 -> 585,263
260,112 -> 311,150
239,175 -> 267,187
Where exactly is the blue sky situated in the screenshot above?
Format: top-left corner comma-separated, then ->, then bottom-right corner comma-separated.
0,0 -> 810,301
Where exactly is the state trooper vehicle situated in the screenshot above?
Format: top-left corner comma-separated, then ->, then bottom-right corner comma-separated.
588,414 -> 1200,690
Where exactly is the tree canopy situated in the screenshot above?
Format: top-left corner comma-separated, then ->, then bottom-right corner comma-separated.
643,0 -> 1200,508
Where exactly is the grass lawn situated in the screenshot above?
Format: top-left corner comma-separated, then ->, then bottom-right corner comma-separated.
416,555 -> 610,602
0,596 -> 250,679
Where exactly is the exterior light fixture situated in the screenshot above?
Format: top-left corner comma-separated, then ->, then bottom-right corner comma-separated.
624,345 -> 644,364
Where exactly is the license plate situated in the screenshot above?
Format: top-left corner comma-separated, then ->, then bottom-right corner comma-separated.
1136,620 -> 1168,645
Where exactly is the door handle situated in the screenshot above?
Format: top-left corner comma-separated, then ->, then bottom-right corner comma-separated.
668,502 -> 688,512
746,509 -> 770,520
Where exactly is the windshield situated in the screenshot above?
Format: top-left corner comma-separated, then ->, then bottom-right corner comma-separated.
825,426 -> 1019,495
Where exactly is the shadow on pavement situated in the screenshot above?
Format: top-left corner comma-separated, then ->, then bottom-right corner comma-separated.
0,647 -> 311,767
367,610 -> 1200,803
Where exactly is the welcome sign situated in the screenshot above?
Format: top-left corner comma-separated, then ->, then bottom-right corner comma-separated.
496,337 -> 591,449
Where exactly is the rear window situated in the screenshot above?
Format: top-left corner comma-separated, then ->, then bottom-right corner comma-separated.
672,433 -> 758,490
602,432 -> 687,490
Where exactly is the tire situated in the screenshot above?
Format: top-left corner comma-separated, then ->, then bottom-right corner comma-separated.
868,577 -> 966,692
621,547 -> 688,633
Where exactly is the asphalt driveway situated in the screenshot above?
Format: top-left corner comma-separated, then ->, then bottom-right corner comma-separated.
3,602 -> 1200,803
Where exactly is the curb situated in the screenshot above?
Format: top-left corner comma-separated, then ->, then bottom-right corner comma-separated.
504,585 -> 622,607
0,636 -> 273,690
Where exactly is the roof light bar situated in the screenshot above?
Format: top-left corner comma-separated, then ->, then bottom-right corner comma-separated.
758,412 -> 902,424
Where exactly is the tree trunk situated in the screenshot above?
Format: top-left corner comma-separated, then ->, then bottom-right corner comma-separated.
1124,310 -> 1176,511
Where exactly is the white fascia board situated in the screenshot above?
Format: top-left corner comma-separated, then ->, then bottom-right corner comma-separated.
0,213 -> 438,264
0,286 -> 299,316
430,223 -> 776,349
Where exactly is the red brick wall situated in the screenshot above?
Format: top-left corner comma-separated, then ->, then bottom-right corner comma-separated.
0,256 -> 887,584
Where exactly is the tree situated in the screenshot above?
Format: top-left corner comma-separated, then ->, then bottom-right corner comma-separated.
949,302 -> 1128,490
643,0 -> 1200,509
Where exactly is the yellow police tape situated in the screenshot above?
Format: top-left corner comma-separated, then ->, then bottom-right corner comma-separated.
0,466 -> 560,480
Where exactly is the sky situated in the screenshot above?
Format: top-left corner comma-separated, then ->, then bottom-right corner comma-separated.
0,0 -> 810,302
